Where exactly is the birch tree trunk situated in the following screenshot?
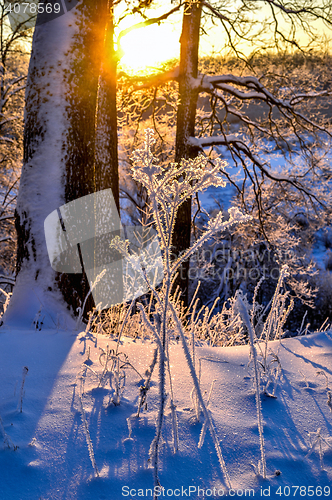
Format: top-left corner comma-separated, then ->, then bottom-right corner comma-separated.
5,1 -> 113,327
173,0 -> 202,306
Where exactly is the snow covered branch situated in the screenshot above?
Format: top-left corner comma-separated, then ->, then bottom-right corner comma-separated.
0,275 -> 15,285
199,73 -> 332,119
188,134 -> 326,209
0,215 -> 15,222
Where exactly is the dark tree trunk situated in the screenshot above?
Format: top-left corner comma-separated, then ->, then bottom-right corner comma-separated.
58,0 -> 111,315
95,5 -> 119,209
173,1 -> 202,306
5,1 -> 117,327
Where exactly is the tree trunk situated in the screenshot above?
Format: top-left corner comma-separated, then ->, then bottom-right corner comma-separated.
173,1 -> 202,307
4,1 -> 113,327
95,5 -> 119,207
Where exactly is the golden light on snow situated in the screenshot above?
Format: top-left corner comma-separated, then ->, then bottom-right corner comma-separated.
118,23 -> 180,75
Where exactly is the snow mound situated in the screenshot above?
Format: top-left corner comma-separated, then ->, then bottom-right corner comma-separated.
0,328 -> 331,499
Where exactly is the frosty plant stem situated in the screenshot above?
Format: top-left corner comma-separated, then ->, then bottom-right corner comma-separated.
75,269 -> 106,330
112,129 -> 250,492
0,414 -> 16,450
168,300 -> 232,489
18,366 -> 28,413
261,265 -> 290,363
136,348 -> 158,418
78,366 -> 99,477
237,295 -> 267,478
78,392 -> 99,477
305,428 -> 332,470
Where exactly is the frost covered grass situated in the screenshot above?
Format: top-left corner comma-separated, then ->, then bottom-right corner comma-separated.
51,130 -> 331,494
78,254 -> 297,483
74,131 -> 312,485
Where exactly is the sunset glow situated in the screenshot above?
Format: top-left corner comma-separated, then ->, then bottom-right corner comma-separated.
118,23 -> 180,75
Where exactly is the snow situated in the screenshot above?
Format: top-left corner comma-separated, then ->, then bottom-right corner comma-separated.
1,326 -> 332,499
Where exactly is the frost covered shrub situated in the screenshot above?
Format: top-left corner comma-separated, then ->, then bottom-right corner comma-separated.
186,195 -> 320,336
110,129 -> 250,491
189,175 -> 326,337
186,265 -> 294,347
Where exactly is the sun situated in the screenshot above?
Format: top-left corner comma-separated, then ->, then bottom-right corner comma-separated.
118,22 -> 180,75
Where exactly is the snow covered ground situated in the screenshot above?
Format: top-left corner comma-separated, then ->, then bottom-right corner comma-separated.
1,326 -> 332,499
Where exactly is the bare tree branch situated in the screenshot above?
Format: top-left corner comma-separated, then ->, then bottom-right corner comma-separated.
201,1 -> 230,22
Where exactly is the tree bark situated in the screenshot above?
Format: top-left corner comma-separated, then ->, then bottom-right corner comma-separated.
95,4 -> 119,209
173,1 -> 202,306
5,1 -> 114,327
